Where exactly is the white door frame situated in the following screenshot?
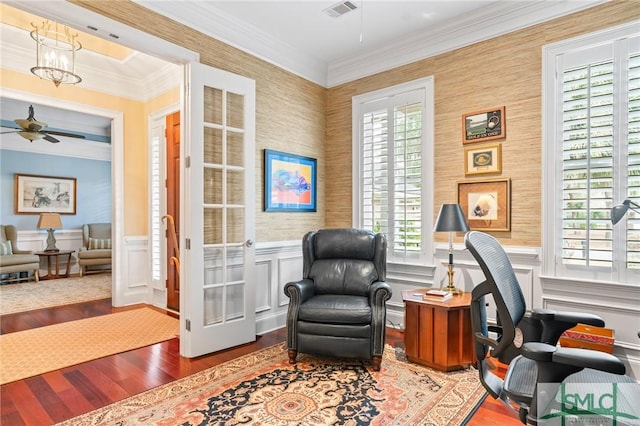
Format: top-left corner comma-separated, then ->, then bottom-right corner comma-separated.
0,87 -> 123,300
7,1 -> 199,307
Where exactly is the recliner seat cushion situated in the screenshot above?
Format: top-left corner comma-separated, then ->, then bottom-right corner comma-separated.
297,321 -> 371,338
298,294 -> 371,324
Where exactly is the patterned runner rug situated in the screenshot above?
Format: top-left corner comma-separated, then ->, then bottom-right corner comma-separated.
0,273 -> 111,315
58,343 -> 486,425
0,307 -> 178,385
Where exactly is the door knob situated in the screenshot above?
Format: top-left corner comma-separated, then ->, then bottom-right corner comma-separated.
245,239 -> 254,247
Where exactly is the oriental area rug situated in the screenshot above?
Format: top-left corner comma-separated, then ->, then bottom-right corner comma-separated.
57,343 -> 486,426
0,307 -> 179,385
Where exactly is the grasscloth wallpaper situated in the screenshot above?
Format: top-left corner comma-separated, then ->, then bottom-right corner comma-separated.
326,0 -> 639,246
73,0 -> 638,246
72,0 -> 326,243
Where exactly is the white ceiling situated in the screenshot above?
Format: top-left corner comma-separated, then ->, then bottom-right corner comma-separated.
0,0 -> 606,135
133,0 -> 607,86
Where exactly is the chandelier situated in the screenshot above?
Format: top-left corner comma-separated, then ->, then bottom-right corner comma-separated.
30,20 -> 82,87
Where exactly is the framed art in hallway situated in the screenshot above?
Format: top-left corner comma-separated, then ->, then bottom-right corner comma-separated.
264,149 -> 317,212
457,178 -> 511,231
15,174 -> 77,214
462,106 -> 506,144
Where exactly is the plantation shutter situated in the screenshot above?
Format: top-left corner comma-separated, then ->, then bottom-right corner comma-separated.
627,51 -> 640,269
559,34 -> 640,274
361,90 -> 424,260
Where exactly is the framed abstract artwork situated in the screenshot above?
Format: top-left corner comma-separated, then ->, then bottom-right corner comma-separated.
264,149 -> 317,212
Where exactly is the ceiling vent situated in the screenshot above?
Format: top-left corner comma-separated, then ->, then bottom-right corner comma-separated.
323,1 -> 357,18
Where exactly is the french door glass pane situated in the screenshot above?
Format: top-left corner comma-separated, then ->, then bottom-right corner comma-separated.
202,85 -> 247,326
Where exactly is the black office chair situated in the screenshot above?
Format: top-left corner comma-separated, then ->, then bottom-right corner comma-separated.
465,231 -> 637,424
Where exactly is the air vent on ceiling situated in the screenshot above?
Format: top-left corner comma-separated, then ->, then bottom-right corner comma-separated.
323,1 -> 357,18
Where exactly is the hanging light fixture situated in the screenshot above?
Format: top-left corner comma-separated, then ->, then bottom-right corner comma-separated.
30,20 -> 82,87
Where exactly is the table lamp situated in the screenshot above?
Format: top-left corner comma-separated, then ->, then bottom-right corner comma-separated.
434,203 -> 470,295
611,199 -> 640,224
37,213 -> 63,252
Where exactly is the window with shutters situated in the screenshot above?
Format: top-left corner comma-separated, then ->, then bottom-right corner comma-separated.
352,77 -> 434,264
543,21 -> 639,284
149,116 -> 166,288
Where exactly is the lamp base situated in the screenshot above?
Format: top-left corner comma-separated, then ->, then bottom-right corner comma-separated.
45,228 -> 59,252
443,263 -> 462,295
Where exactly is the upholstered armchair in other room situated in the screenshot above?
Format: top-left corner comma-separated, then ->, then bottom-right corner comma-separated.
77,223 -> 112,276
0,224 -> 39,283
284,228 -> 392,371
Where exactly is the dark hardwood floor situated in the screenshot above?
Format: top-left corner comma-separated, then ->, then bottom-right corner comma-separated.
0,299 -> 521,425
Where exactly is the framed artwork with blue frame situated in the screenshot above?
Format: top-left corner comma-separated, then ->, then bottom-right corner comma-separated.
264,149 -> 317,212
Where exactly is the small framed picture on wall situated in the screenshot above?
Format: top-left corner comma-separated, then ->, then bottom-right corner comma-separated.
462,106 -> 506,144
464,143 -> 502,176
457,178 -> 511,231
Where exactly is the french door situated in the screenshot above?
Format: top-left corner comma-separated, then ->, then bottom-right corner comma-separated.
181,62 -> 256,357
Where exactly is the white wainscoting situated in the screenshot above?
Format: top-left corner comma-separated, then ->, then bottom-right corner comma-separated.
254,240 -> 302,335
17,231 -> 637,378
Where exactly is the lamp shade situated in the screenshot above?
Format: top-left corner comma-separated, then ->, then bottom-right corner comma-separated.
611,199 -> 640,225
37,212 -> 63,229
433,204 -> 470,232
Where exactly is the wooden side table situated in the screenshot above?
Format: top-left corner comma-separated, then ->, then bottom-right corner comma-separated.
35,250 -> 75,280
402,289 -> 474,372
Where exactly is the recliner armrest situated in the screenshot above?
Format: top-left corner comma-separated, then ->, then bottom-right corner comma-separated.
531,308 -> 605,345
368,281 -> 392,306
284,279 -> 315,304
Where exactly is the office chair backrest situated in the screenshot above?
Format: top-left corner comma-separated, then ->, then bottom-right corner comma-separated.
465,231 -> 527,360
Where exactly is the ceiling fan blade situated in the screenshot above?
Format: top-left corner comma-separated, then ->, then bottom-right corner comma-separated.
0,130 -> 20,134
43,134 -> 61,143
44,130 -> 86,139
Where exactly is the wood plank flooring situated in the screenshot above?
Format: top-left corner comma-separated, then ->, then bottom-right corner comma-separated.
0,299 -> 521,425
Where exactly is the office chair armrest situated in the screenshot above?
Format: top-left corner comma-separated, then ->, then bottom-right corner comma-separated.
531,309 -> 604,345
284,279 -> 315,304
522,342 -> 626,376
474,331 -> 499,350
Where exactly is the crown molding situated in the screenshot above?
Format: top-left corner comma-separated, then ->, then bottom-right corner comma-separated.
136,0 -> 606,88
327,0 -> 607,86
5,0 -> 607,90
133,0 -> 327,86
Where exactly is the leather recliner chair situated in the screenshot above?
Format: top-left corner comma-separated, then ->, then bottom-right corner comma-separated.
284,228 -> 392,371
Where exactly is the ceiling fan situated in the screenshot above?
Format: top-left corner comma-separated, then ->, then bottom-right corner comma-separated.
0,105 -> 86,143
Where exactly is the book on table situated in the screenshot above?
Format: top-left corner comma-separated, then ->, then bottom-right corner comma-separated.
423,289 -> 452,302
